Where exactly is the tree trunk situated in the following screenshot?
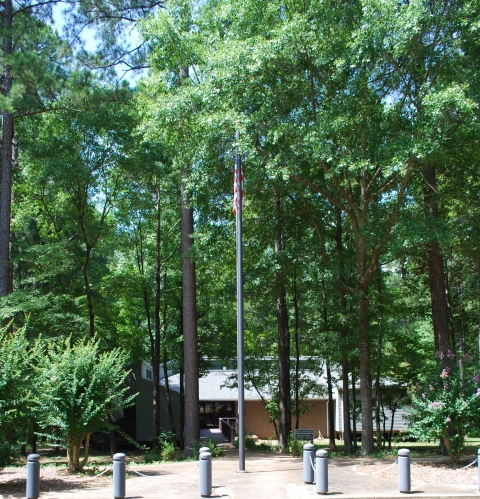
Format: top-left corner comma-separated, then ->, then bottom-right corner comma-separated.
108,413 -> 116,456
423,164 -> 450,361
375,273 -> 383,451
320,272 -> 336,450
81,248 -> 95,338
388,401 -> 397,450
0,0 -> 14,298
181,168 -> 199,458
341,358 -> 352,453
80,433 -> 90,469
356,185 -> 374,454
152,185 -> 162,451
326,360 -> 336,449
67,438 -> 81,473
274,194 -> 291,453
179,362 -> 185,450
351,368 -> 357,451
358,288 -> 374,455
32,435 -> 37,454
374,374 -> 381,451
164,349 -> 177,439
335,207 -> 353,454
293,269 -> 300,430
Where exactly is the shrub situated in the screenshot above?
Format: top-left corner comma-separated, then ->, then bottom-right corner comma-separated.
160,440 -> 177,461
406,351 -> 480,464
287,435 -> 302,457
0,327 -> 31,470
32,336 -> 136,473
206,437 -> 223,457
144,453 -> 161,464
233,436 -> 257,450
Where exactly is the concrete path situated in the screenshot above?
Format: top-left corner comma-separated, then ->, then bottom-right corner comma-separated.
200,428 -> 229,445
1,446 -> 478,499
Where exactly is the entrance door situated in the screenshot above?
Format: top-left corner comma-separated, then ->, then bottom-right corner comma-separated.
199,402 -> 235,428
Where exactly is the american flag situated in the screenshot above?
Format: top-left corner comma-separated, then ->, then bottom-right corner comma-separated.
233,160 -> 245,215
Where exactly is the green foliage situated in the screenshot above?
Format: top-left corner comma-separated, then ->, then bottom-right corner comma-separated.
0,326 -> 31,470
205,437 -> 223,458
286,434 -> 302,457
32,335 -> 135,472
234,435 -> 259,450
406,352 -> 480,464
160,440 -> 177,461
192,437 -> 223,458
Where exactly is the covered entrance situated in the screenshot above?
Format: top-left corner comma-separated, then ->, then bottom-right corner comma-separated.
199,401 -> 235,428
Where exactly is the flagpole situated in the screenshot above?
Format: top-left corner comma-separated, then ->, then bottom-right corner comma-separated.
235,129 -> 247,473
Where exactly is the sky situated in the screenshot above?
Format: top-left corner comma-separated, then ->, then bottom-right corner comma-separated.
50,3 -> 145,83
52,3 -> 98,52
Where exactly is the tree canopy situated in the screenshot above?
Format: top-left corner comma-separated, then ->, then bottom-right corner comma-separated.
1,0 -> 480,457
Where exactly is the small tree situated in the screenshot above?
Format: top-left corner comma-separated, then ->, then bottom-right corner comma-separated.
33,336 -> 135,473
406,352 -> 480,464
0,326 -> 31,469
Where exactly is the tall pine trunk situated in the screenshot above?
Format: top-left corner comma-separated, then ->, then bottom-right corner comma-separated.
181,168 -> 199,458
0,0 -> 14,298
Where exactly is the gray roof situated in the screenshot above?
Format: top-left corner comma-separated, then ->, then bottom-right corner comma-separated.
163,369 -> 329,402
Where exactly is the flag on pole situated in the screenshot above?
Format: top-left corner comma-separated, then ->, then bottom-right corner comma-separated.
233,161 -> 245,215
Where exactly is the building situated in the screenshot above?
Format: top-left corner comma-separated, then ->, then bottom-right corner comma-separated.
117,360 -> 408,446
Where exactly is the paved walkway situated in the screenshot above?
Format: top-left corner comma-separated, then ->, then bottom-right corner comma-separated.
200,428 -> 230,444
1,446 -> 478,499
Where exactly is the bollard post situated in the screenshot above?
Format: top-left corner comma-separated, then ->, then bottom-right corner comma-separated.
315,449 -> 328,495
199,446 -> 210,455
26,454 -> 41,499
477,449 -> 480,492
303,443 -> 315,484
113,453 -> 126,499
200,451 -> 212,497
398,448 -> 411,493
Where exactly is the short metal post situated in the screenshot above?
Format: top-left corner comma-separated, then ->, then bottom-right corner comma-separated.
303,443 -> 315,484
477,449 -> 480,491
398,448 -> 411,493
26,454 -> 40,499
200,451 -> 212,497
199,446 -> 210,455
113,453 -> 126,499
315,449 -> 328,495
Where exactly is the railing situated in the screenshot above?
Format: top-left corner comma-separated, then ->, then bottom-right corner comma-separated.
218,418 -> 238,444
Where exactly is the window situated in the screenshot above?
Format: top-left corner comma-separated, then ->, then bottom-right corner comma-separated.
146,368 -> 152,380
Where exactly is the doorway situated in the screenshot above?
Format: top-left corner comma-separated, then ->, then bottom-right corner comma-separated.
199,401 -> 235,428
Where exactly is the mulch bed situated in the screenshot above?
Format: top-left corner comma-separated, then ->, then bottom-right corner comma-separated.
355,459 -> 477,485
0,466 -> 113,496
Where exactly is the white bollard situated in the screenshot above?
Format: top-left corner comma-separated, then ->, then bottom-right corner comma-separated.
200,451 -> 212,497
315,449 -> 328,495
113,453 -> 126,499
398,448 -> 411,493
303,443 -> 315,484
26,454 -> 41,499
